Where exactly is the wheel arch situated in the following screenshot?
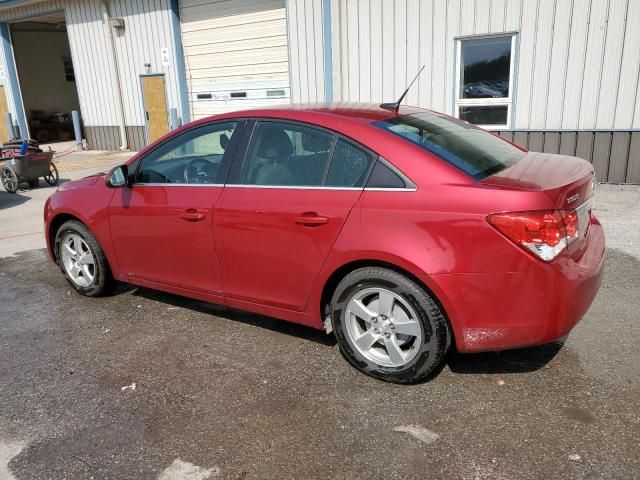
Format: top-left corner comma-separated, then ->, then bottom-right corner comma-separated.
319,259 -> 457,349
48,213 -> 85,262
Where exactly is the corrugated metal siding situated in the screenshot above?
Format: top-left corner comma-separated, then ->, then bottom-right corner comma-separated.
289,0 -> 640,130
180,0 -> 291,118
496,130 -> 640,184
0,0 -> 183,149
287,0 -> 325,103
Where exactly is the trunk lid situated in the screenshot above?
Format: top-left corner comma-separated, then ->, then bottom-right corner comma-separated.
482,152 -> 596,260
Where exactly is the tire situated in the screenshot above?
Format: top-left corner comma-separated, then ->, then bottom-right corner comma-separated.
1,167 -> 18,193
55,220 -> 113,296
330,267 -> 451,384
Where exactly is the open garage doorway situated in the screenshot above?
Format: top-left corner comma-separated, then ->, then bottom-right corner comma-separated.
10,11 -> 82,151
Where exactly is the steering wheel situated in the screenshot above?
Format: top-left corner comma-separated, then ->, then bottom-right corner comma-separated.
184,157 -> 218,184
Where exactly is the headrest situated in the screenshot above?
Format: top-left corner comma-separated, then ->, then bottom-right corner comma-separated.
256,125 -> 293,159
219,133 -> 229,150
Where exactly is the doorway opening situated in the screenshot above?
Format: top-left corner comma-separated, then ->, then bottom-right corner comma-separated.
9,11 -> 83,151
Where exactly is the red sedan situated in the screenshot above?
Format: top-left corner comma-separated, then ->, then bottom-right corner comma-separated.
44,104 -> 604,383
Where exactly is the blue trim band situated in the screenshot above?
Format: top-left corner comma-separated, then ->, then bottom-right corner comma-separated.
170,0 -> 190,124
0,22 -> 27,138
321,0 -> 333,103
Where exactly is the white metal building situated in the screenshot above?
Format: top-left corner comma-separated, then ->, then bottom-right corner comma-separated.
0,0 -> 638,182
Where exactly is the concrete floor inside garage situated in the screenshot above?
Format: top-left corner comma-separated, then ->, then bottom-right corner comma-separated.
0,168 -> 639,479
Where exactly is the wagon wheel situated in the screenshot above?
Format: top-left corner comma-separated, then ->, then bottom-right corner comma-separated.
1,166 -> 18,193
44,163 -> 59,186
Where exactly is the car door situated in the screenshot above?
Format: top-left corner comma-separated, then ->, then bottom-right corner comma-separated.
109,121 -> 243,294
216,120 -> 375,311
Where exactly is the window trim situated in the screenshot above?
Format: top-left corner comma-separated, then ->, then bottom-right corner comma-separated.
131,120 -> 246,186
226,118 -> 380,189
454,33 -> 518,130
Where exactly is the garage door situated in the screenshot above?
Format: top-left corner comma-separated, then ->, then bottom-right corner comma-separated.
180,0 -> 291,119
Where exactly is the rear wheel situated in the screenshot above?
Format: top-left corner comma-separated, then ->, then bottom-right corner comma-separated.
1,167 -> 18,193
330,267 -> 451,384
55,220 -> 113,296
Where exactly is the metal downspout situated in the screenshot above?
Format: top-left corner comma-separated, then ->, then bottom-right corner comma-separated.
100,1 -> 127,150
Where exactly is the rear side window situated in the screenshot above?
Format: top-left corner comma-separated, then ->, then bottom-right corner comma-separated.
366,161 -> 407,189
374,111 -> 524,180
325,139 -> 373,187
240,122 -> 334,186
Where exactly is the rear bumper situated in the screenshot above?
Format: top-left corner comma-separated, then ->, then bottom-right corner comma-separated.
427,222 -> 605,353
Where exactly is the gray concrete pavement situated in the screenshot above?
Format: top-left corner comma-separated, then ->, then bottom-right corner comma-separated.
0,179 -> 639,479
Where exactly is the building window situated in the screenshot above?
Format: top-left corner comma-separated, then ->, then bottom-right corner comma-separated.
62,57 -> 75,82
455,35 -> 516,129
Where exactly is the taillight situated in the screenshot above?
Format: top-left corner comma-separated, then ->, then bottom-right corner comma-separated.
487,209 -> 579,262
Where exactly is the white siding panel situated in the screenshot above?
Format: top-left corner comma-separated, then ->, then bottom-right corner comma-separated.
528,0 -> 555,128
513,0 -> 538,127
474,0 -> 491,34
444,0 -> 460,115
544,0 -> 573,129
596,0 -> 627,128
358,0 -> 371,102
562,0 -> 591,129
431,0 -> 446,112
380,0 -> 394,101
489,0 -> 506,32
578,0 -> 609,129
417,0 -> 433,109
405,0 -> 420,106
369,0 -> 382,102
393,0 -> 407,102
616,0 -> 640,128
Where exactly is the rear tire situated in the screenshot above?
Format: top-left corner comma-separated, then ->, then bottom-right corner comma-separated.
55,220 -> 113,296
330,267 -> 451,384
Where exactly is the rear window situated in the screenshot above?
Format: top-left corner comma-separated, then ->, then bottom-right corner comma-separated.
374,111 -> 525,180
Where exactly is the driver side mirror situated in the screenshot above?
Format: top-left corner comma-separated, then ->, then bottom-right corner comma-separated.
106,164 -> 129,188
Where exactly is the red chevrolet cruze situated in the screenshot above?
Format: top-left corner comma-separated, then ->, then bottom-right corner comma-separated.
44,104 -> 604,383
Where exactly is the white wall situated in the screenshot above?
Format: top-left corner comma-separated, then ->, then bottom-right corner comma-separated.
0,0 -> 185,130
288,0 -> 640,130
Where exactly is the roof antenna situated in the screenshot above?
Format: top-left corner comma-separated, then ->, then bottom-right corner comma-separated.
380,65 -> 426,114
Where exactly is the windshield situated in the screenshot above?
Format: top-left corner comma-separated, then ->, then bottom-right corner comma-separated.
374,111 -> 525,180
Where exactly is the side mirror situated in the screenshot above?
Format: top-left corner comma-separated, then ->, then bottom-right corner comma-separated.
107,164 -> 129,188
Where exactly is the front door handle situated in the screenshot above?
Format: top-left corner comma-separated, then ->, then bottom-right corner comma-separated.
294,213 -> 329,226
180,208 -> 206,222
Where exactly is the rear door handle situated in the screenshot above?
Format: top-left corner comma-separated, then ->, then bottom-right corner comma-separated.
180,208 -> 206,221
294,213 -> 329,226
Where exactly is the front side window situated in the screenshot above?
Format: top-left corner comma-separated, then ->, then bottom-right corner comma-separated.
455,35 -> 516,129
240,122 -> 335,186
374,111 -> 524,180
136,122 -> 238,184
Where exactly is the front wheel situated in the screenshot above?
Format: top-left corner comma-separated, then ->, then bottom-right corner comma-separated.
330,267 -> 451,384
55,220 -> 113,296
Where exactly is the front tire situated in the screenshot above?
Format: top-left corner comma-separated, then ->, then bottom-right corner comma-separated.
330,267 -> 451,384
55,220 -> 113,296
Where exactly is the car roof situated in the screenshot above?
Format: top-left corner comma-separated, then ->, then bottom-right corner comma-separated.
205,102 -> 426,125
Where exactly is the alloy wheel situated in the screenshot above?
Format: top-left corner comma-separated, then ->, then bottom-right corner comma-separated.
60,233 -> 96,288
344,287 -> 424,367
